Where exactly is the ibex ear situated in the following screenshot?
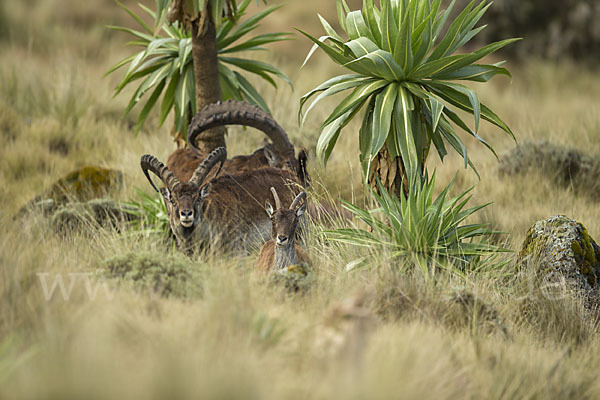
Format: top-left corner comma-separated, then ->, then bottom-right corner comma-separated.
263,147 -> 278,166
296,203 -> 305,218
200,183 -> 211,198
265,201 -> 274,217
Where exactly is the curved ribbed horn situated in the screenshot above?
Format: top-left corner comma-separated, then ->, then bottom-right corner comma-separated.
189,147 -> 227,186
141,154 -> 181,193
270,187 -> 282,210
290,191 -> 306,211
188,100 -> 295,161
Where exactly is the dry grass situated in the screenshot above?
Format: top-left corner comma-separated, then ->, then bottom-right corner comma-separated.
1,0 -> 600,398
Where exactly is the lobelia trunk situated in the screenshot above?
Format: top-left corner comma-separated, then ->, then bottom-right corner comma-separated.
367,144 -> 409,199
190,14 -> 226,153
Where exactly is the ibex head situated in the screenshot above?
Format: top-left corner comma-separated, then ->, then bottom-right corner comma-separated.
265,188 -> 306,248
140,147 -> 226,250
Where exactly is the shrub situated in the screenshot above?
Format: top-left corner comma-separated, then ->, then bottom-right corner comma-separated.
101,251 -> 200,299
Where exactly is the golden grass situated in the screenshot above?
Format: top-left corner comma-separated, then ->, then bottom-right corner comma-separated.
1,0 -> 600,398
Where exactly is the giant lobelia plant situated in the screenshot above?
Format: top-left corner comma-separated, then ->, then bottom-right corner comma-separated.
300,0 -> 519,197
323,173 -> 508,273
108,0 -> 290,149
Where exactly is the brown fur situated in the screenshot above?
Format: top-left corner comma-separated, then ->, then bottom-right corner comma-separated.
167,146 -> 309,186
255,240 -> 311,273
167,147 -> 275,183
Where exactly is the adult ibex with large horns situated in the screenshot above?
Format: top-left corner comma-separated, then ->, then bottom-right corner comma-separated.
167,100 -> 309,187
141,147 -> 302,255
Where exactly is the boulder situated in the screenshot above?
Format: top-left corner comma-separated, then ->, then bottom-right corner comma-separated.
517,215 -> 600,294
498,141 -> 600,197
43,166 -> 123,203
17,166 -> 123,217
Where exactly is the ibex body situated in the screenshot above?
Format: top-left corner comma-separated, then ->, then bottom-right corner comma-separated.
168,101 -> 309,186
255,189 -> 312,273
142,149 -> 302,255
167,143 -> 298,182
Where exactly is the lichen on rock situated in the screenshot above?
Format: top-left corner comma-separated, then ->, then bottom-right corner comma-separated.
17,166 -> 124,218
517,215 -> 600,294
47,166 -> 123,203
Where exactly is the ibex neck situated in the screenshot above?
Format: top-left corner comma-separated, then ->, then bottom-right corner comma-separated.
274,241 -> 298,271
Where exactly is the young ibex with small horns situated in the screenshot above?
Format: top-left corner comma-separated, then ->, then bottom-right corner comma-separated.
255,188 -> 312,273
167,100 -> 309,186
141,148 -> 302,255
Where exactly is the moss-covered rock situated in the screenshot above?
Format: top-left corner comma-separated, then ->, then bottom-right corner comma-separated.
46,166 -> 123,203
498,141 -> 600,198
17,166 -> 124,218
51,198 -> 138,233
517,215 -> 600,294
100,251 -> 200,299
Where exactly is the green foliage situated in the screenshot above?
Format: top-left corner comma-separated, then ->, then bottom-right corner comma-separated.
123,188 -> 170,237
107,0 -> 290,136
323,173 -> 507,270
300,0 -> 518,180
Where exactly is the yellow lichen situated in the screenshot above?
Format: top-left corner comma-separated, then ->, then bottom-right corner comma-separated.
49,166 -> 122,202
570,223 -> 599,287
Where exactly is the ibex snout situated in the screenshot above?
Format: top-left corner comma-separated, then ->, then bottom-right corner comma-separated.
179,209 -> 194,227
276,235 -> 289,247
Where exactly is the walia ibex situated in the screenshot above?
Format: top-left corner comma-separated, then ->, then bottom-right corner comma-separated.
141,148 -> 302,255
167,100 -> 309,186
255,188 -> 312,273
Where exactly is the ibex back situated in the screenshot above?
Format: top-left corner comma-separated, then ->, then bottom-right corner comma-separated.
168,101 -> 309,186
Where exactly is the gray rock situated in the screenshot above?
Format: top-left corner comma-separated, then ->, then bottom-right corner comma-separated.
517,215 -> 600,295
16,166 -> 124,218
498,141 -> 600,197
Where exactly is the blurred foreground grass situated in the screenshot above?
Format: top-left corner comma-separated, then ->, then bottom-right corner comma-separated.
1,0 -> 600,398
